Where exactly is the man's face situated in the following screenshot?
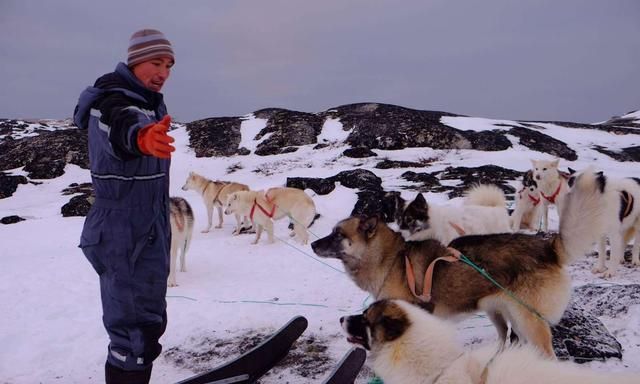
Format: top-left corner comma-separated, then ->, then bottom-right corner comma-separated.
132,56 -> 173,92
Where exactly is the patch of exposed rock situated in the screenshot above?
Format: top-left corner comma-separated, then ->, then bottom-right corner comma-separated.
286,169 -> 382,196
1,215 -> 25,224
508,126 -> 577,161
253,108 -> 324,156
0,172 -> 28,199
327,103 -> 511,151
185,117 -> 243,157
0,128 -> 89,180
593,145 -> 640,162
553,302 -> 622,362
61,183 -> 94,217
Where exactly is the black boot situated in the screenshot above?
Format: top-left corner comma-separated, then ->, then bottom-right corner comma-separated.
105,362 -> 152,384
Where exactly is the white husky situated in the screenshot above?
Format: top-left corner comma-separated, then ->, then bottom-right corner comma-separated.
169,197 -> 194,287
582,172 -> 640,277
224,187 -> 317,245
531,159 -> 570,231
511,170 -> 543,231
341,299 -> 638,384
399,184 -> 511,245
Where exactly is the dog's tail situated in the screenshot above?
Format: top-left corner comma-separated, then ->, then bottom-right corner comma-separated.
183,204 -> 195,256
554,170 -> 606,265
463,184 -> 506,208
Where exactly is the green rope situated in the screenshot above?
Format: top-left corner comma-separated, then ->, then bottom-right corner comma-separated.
457,253 -> 550,324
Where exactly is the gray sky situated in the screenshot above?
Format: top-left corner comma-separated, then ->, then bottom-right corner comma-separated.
1,0 -> 639,123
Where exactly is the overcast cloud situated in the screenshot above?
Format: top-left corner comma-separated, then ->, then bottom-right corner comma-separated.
1,0 -> 638,123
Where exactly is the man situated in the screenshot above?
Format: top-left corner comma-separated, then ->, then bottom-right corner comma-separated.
73,29 -> 176,384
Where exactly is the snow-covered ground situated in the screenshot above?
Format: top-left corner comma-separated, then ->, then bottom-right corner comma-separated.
1,114 -> 639,383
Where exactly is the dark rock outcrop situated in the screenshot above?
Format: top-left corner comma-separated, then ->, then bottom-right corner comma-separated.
329,103 -> 513,151
0,172 -> 28,199
508,126 -> 577,161
287,177 -> 337,196
61,183 -> 94,217
437,165 -> 521,198
342,147 -> 378,158
1,215 -> 25,224
253,108 -> 324,156
286,169 -> 382,196
375,159 -> 429,169
552,302 -> 622,362
186,117 -> 243,157
593,145 -> 640,162
0,128 -> 89,180
351,190 -> 405,223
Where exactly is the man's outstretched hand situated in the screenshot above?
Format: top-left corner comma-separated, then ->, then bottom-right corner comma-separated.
137,115 -> 175,159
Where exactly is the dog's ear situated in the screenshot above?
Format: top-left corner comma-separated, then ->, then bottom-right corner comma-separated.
530,159 -> 537,168
413,193 -> 428,208
551,159 -> 559,168
358,215 -> 379,239
568,167 -> 576,175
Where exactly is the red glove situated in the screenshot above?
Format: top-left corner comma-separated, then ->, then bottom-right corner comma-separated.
137,115 -> 175,159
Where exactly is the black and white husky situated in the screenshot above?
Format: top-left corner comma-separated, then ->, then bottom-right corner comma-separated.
571,173 -> 640,277
169,197 -> 195,287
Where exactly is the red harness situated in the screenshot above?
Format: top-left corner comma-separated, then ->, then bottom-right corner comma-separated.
249,192 -> 276,220
405,248 -> 462,302
528,193 -> 541,206
540,182 -> 563,204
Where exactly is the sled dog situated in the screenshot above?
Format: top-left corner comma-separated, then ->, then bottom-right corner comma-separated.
571,172 -> 640,277
511,170 -> 543,231
341,299 -> 638,384
531,159 -> 571,232
181,171 -> 250,234
169,197 -> 194,287
399,184 -> 511,245
224,187 -> 317,245
312,171 -> 606,357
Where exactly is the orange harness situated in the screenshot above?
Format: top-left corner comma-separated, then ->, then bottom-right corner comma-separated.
405,248 -> 462,302
540,182 -> 562,204
249,192 -> 276,220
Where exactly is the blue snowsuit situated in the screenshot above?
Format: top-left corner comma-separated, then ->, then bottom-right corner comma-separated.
74,62 -> 171,371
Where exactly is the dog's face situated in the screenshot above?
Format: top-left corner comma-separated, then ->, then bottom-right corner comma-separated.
340,300 -> 410,351
310,216 -> 380,263
531,159 -> 559,182
399,193 -> 430,234
223,192 -> 240,215
181,172 -> 198,191
521,170 -> 539,195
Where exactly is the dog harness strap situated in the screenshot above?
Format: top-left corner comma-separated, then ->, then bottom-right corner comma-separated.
405,250 -> 460,302
211,183 -> 224,205
528,193 -> 541,206
250,198 -> 276,220
448,221 -> 466,236
541,181 -> 562,204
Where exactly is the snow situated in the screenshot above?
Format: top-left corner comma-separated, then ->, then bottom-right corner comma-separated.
1,117 -> 640,383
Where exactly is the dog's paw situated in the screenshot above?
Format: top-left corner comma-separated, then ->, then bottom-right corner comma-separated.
591,265 -> 607,274
601,269 -> 617,279
201,229 -> 210,233
215,224 -> 223,229
168,281 -> 178,287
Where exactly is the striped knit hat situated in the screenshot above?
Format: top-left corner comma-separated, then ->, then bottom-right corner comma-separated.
127,29 -> 175,67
